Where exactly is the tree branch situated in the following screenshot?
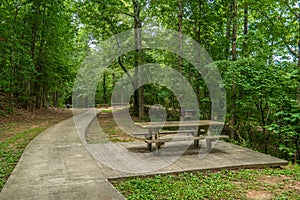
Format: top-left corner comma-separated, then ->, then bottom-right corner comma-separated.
119,11 -> 134,18
282,0 -> 299,18
101,16 -> 136,90
118,56 -> 136,90
260,10 -> 297,57
132,0 -> 141,23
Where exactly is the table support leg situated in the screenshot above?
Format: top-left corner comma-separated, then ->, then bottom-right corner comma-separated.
194,127 -> 206,148
147,143 -> 152,151
147,129 -> 153,151
206,138 -> 212,152
194,140 -> 199,148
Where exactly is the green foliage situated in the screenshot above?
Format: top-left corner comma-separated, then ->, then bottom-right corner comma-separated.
0,107 -> 13,117
74,0 -> 300,162
268,100 -> 300,163
1,0 -> 299,163
115,173 -> 239,199
0,127 -> 45,190
113,166 -> 300,199
213,59 -> 299,162
0,0 -> 79,109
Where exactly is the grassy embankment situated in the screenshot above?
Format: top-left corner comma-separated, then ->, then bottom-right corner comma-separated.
0,108 -> 72,190
112,166 -> 300,200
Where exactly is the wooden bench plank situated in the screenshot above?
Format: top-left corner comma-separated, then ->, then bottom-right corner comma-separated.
159,130 -> 196,134
145,135 -> 229,153
132,132 -> 148,136
132,130 -> 197,137
145,136 -> 203,143
145,135 -> 228,143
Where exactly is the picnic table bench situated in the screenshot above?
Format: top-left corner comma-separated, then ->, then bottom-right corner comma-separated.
134,120 -> 229,153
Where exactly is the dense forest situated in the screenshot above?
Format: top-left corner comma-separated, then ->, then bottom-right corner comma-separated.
0,0 -> 299,162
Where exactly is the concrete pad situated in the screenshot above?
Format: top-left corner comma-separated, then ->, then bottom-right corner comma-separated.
108,141 -> 288,178
0,112 -> 125,200
0,109 -> 288,199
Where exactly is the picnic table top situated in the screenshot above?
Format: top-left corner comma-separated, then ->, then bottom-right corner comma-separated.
134,120 -> 224,129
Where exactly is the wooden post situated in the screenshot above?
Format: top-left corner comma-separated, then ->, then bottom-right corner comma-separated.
206,138 -> 212,152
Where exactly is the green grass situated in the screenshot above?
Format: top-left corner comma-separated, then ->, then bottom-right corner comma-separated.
112,165 -> 300,200
0,108 -> 72,191
0,127 -> 46,190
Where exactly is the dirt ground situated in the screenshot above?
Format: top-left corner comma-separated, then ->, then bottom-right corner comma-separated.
0,108 -> 72,141
245,174 -> 300,199
85,111 -> 142,143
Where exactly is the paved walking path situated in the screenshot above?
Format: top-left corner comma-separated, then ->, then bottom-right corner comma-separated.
0,110 -> 125,200
0,109 -> 288,199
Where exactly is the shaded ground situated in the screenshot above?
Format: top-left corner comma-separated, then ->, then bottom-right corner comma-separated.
0,108 -> 72,141
0,108 -> 72,190
86,110 -> 142,143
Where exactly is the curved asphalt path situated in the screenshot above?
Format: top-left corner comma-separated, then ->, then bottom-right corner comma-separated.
0,110 -> 125,200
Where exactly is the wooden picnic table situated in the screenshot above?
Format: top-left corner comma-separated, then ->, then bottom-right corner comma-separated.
134,120 -> 228,153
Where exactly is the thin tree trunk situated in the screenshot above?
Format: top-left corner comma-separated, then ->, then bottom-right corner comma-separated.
194,0 -> 203,105
243,3 -> 248,57
225,3 -> 233,59
231,0 -> 238,139
10,6 -> 20,107
112,72 -> 116,89
232,0 -> 238,61
178,0 -> 183,72
30,1 -> 40,61
297,14 -> 300,106
53,91 -> 57,107
256,102 -> 268,153
26,81 -> 31,109
103,73 -> 107,104
37,5 -> 46,109
132,0 -> 144,118
30,1 -> 41,109
41,86 -> 46,108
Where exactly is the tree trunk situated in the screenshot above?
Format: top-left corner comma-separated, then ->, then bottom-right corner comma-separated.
243,3 -> 248,57
85,96 -> 88,108
230,0 -> 238,139
10,6 -> 20,107
37,6 -> 46,109
112,72 -> 116,89
257,101 -> 268,153
297,14 -> 300,106
25,81 -> 31,109
42,87 -> 47,108
194,0 -> 203,105
232,0 -> 238,61
132,0 -> 145,119
53,91 -> 59,107
103,73 -> 107,104
30,1 -> 41,109
178,0 -> 183,72
30,1 -> 40,61
225,3 -> 233,59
